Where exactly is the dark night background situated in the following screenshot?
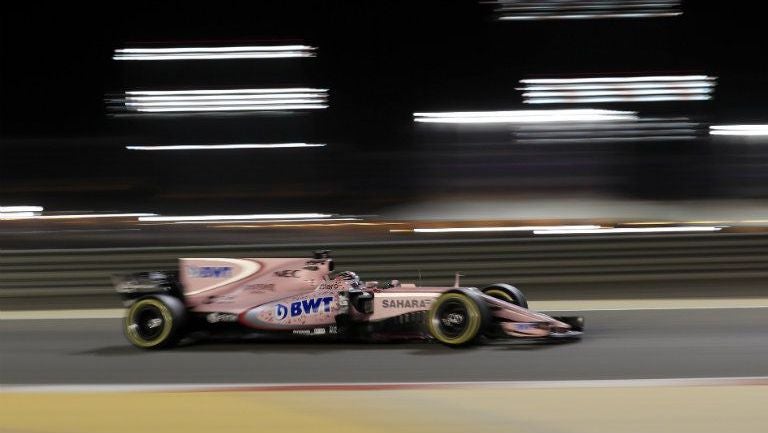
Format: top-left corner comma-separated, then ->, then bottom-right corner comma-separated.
2,1 -> 767,215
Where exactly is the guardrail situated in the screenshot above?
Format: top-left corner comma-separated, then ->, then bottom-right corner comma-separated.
3,233 -> 768,303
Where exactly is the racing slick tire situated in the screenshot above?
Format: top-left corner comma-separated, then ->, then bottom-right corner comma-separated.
124,295 -> 187,349
427,289 -> 490,347
481,283 -> 528,309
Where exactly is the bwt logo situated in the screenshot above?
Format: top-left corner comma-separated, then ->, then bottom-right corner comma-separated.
187,266 -> 233,278
275,297 -> 334,320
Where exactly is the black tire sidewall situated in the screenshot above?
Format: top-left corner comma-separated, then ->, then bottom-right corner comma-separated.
427,289 -> 490,346
124,295 -> 186,349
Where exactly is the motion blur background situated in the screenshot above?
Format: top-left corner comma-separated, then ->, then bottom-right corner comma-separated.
4,0 -> 768,301
3,0 -> 768,303
3,0 -> 768,215
3,3 -> 768,432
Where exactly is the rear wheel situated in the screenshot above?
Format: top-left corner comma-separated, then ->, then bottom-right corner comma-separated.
427,291 -> 488,346
124,295 -> 186,349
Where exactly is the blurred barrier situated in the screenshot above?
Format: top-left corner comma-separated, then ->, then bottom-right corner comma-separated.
2,233 -> 768,305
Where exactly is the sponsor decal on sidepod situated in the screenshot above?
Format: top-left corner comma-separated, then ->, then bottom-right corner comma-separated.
187,266 -> 233,278
275,296 -> 334,320
381,299 -> 432,309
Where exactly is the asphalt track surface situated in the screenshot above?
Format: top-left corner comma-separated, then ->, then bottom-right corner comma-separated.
2,308 -> 767,385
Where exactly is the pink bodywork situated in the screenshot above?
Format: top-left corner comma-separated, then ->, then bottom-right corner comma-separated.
179,257 -> 573,337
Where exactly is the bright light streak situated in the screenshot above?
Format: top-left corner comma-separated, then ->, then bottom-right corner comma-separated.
0,212 -> 36,218
710,125 -> 768,136
126,94 -> 324,101
516,119 -> 695,131
521,76 -> 710,84
0,206 -> 44,212
625,220 -> 768,226
115,53 -> 312,60
122,88 -> 328,113
534,227 -> 723,235
516,135 -> 695,144
508,117 -> 700,143
522,82 -> 712,91
526,95 -> 711,104
139,213 -> 333,222
524,88 -> 712,98
114,45 -> 316,60
126,88 -> 326,96
136,104 -> 328,112
217,222 -> 381,229
126,99 -> 324,107
126,143 -> 326,151
130,97 -> 325,106
404,225 -> 601,233
494,0 -> 682,21
218,221 -> 399,229
0,213 -> 156,220
520,75 -> 716,104
414,109 -> 637,124
172,218 -> 360,225
119,45 -> 313,53
499,12 -> 681,20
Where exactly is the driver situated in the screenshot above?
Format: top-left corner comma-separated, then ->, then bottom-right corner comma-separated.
319,270 -> 363,291
333,271 -> 362,290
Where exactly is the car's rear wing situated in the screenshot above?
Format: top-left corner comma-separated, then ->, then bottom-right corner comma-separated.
112,270 -> 183,303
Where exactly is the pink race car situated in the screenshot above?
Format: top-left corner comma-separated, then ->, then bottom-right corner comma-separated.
113,251 -> 583,348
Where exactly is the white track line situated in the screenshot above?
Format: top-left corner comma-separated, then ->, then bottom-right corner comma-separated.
532,298 -> 768,311
3,377 -> 768,393
3,299 -> 768,320
0,309 -> 125,320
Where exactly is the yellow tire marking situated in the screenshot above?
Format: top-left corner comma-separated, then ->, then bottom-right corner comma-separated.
124,298 -> 173,348
427,293 -> 482,345
483,289 -> 514,302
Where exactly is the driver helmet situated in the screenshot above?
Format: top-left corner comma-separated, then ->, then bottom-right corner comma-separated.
334,271 -> 361,288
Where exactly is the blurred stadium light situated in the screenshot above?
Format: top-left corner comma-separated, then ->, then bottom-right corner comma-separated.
513,117 -> 702,143
491,0 -> 682,21
126,143 -> 326,151
113,45 -> 316,61
0,206 -> 44,212
398,225 -> 601,233
138,213 -> 334,222
413,109 -> 637,124
710,125 -> 768,136
0,204 -> 42,218
519,75 -> 716,104
0,213 -> 156,220
117,88 -> 329,113
534,226 -> 724,235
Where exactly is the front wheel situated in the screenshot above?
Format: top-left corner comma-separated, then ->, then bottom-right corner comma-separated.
481,284 -> 528,338
124,295 -> 186,349
426,290 -> 489,346
481,284 -> 528,309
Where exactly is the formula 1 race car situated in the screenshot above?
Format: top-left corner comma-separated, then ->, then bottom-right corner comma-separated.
113,251 -> 583,349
